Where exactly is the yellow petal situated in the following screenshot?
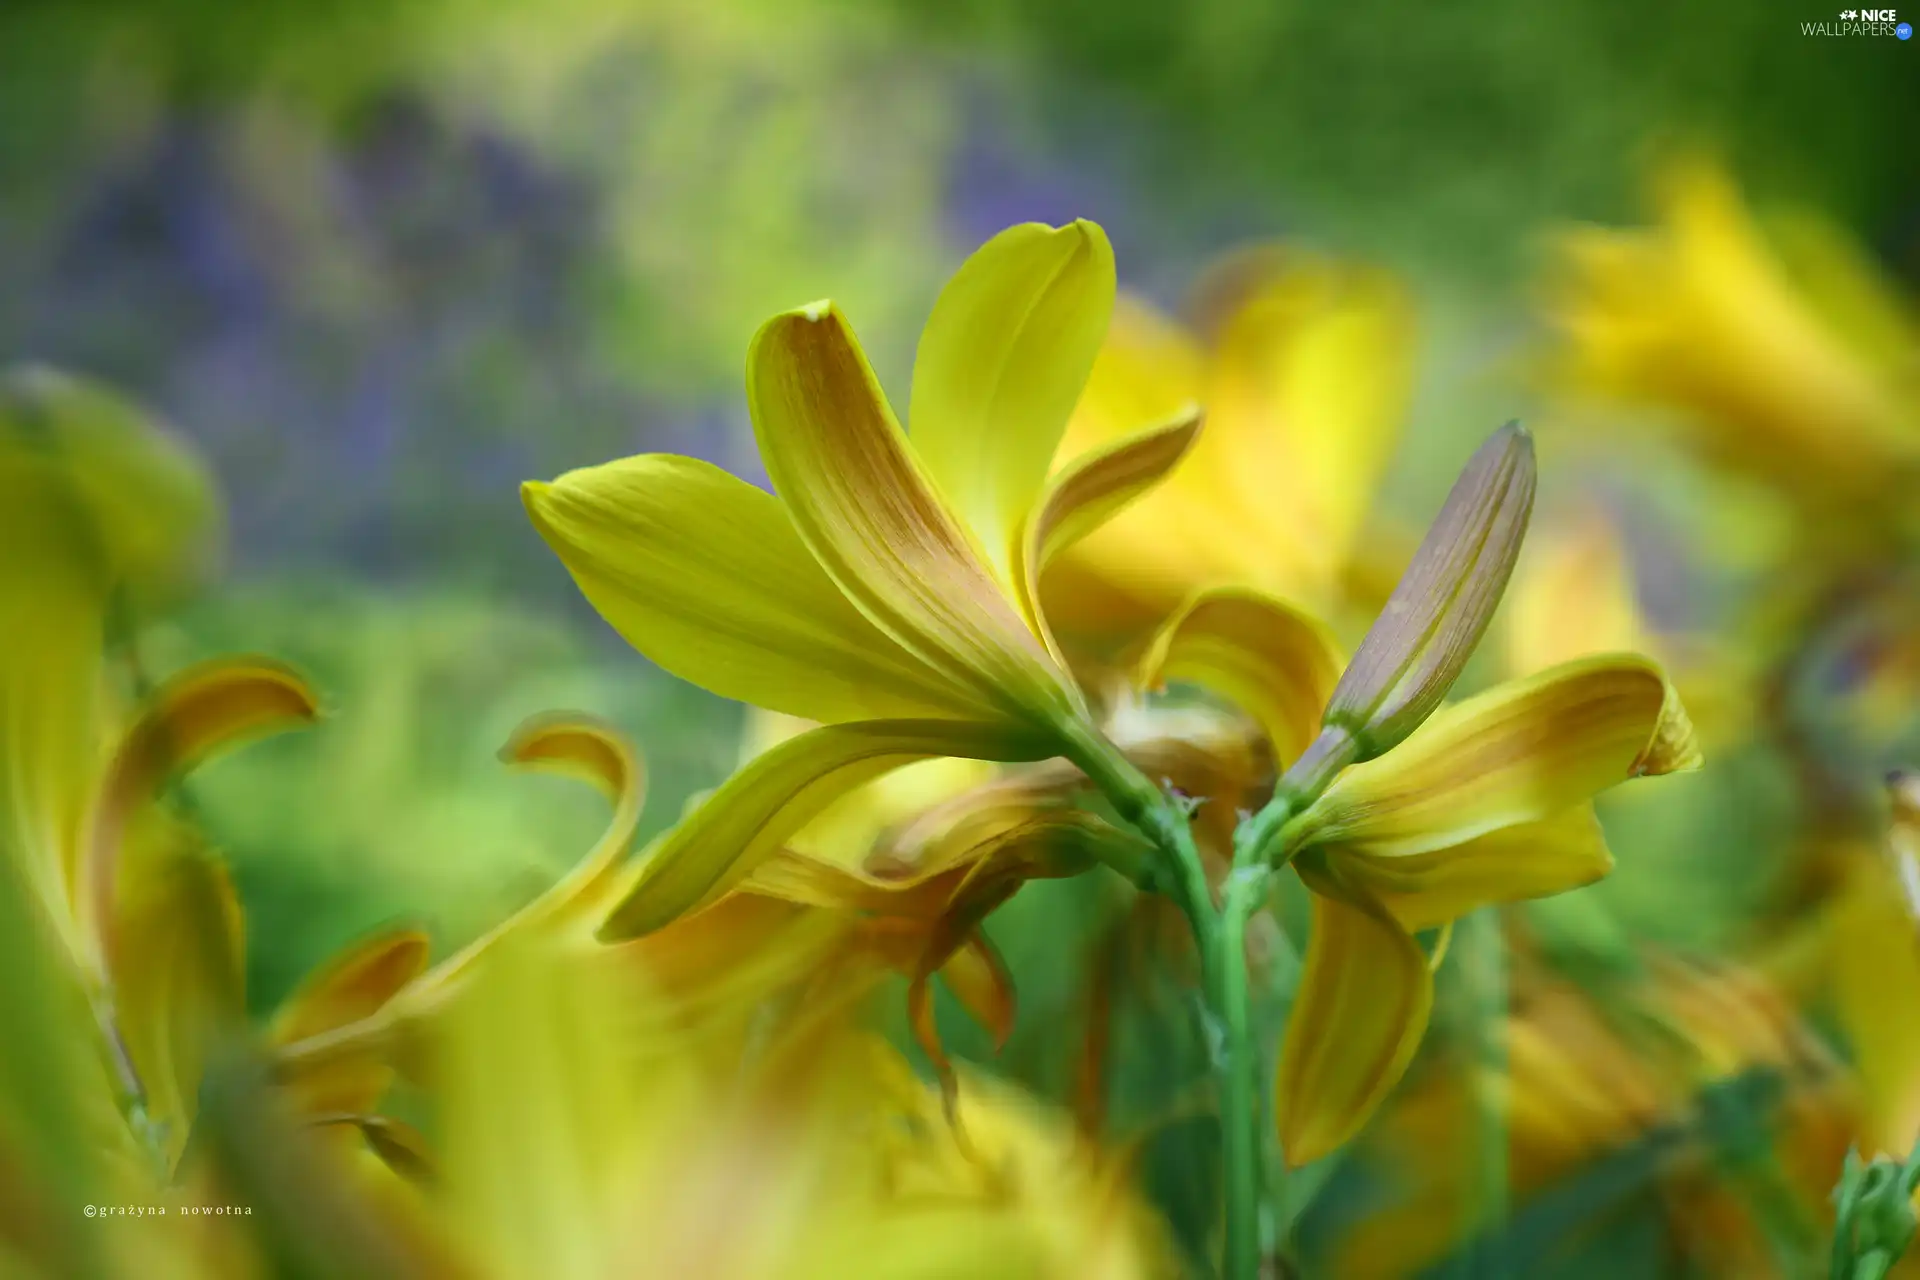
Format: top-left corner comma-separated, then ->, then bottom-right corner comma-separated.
910,220 -> 1116,582
1829,854 -> 1920,1152
1276,867 -> 1433,1165
1504,507 -> 1649,675
1333,805 -> 1614,932
0,369 -> 217,956
403,714 -> 648,1008
1200,254 -> 1416,598
599,718 -> 1058,939
269,929 -> 430,1117
273,930 -> 431,1047
1061,294 -> 1207,453
749,304 -> 1082,731
437,936 -> 638,1280
1546,161 -> 1919,497
83,659 -> 319,980
495,713 -> 646,928
1018,409 -> 1202,652
1136,586 -> 1344,768
938,929 -> 1017,1051
524,454 -> 988,723
111,827 -> 245,1169
1288,654 -> 1700,857
0,366 -> 218,596
910,887 -> 1021,1102
1045,299 -> 1252,629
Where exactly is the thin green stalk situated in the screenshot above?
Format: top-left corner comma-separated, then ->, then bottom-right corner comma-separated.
1062,722 -> 1257,1280
1455,909 -> 1509,1279
1218,865 -> 1270,1280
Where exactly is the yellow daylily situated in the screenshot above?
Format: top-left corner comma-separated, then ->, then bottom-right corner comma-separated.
1504,505 -> 1652,676
1335,960 -> 1849,1279
0,371 -> 337,1169
1045,248 -> 1416,632
1826,774 -> 1920,1158
1545,159 -> 1920,507
0,371 -> 480,1277
230,924 -> 1183,1280
523,220 -> 1204,938
1504,505 -> 1751,754
1140,584 -> 1700,1164
741,765 -> 1149,1088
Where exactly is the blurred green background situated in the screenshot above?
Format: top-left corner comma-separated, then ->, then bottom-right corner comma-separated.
1,1 -> 1914,1271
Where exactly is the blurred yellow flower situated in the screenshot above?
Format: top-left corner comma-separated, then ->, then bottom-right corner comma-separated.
1046,248 -> 1416,633
1546,160 -> 1920,507
0,371 -> 331,1170
1337,960 -> 1849,1279
239,928 -> 1182,1280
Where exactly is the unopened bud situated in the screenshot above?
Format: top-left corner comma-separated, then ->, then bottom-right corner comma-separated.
1885,771 -> 1920,921
1323,422 -> 1535,758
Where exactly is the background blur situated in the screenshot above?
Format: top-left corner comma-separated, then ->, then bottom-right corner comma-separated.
2,1 -> 1915,1273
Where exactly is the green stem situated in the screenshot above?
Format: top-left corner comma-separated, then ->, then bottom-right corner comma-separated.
1218,867 -> 1268,1280
1456,909 -> 1509,1279
1063,722 -> 1257,1280
1856,1252 -> 1894,1280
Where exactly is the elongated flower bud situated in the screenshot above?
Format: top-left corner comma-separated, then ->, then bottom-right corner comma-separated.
1885,771 -> 1920,922
1322,422 -> 1535,758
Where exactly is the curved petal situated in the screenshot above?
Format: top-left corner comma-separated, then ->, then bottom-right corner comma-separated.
1136,587 -> 1344,768
598,719 -> 1060,940
495,714 -> 647,928
405,715 -> 648,1006
1060,294 -> 1208,452
909,884 -> 1021,1103
112,833 -> 245,1169
1199,254 -> 1416,597
270,928 -> 430,1116
2,369 -> 218,962
938,929 -> 1018,1051
1018,410 -> 1202,652
524,454 -> 987,723
84,659 -> 319,980
1333,805 -> 1614,932
272,930 -> 431,1047
748,304 -> 1082,732
1287,654 -> 1700,857
1504,508 -> 1649,676
1276,864 -> 1433,1166
910,221 -> 1116,580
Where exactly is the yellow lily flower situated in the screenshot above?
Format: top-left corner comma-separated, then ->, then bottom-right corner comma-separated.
523,220 -> 1203,938
741,764 -> 1150,1089
273,710 -> 917,1104
730,700 -> 1274,1096
1140,583 -> 1699,1163
1826,774 -> 1920,1158
1504,505 -> 1651,676
1334,959 -> 1849,1279
0,371 -> 330,1166
1045,248 -> 1416,631
228,921 -> 1182,1280
0,369 -> 497,1222
1545,159 -> 1920,507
